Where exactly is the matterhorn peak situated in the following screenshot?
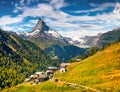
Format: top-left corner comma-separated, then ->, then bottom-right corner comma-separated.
32,18 -> 49,33
23,18 -> 66,42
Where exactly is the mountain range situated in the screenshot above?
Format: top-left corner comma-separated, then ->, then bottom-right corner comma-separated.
18,18 -> 86,62
66,27 -> 120,48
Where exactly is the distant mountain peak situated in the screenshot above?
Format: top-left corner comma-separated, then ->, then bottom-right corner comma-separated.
32,18 -> 49,33
18,18 -> 68,43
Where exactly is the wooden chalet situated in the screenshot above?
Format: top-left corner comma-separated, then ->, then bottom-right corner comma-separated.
46,67 -> 58,77
60,63 -> 70,68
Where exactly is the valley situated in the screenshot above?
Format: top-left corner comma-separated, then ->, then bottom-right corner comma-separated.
2,41 -> 120,92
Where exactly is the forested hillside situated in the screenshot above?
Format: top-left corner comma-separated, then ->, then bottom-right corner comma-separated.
0,29 -> 57,90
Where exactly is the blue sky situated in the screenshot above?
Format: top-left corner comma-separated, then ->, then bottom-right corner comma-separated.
0,0 -> 120,39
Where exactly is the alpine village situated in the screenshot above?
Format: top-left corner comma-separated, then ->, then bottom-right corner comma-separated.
0,0 -> 120,92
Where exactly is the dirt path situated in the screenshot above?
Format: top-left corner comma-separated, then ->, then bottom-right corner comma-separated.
64,81 -> 101,92
53,78 -> 101,92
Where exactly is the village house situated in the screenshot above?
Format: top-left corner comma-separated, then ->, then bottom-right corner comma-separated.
29,75 -> 35,81
38,73 -> 47,82
60,63 -> 70,73
46,67 -> 58,77
60,63 -> 70,68
34,72 -> 44,77
28,72 -> 47,83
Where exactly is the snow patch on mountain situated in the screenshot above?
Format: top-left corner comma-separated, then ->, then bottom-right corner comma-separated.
26,29 -> 40,36
45,29 -> 62,38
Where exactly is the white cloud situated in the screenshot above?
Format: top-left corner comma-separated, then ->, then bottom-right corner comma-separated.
13,9 -> 19,13
1,25 -> 14,31
20,4 -> 54,17
70,3 -> 115,13
50,0 -> 68,9
0,16 -> 23,25
29,19 -> 38,24
58,30 -> 101,40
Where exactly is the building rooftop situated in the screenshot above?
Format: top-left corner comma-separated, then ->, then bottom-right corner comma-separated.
30,75 -> 34,78
35,72 -> 44,75
39,74 -> 47,79
60,63 -> 70,67
48,67 -> 58,70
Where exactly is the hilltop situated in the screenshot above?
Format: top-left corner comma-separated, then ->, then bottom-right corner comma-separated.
3,42 -> 120,92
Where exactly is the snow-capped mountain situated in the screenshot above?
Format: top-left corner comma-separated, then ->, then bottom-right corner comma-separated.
65,26 -> 120,48
20,18 -> 67,43
17,18 -> 85,62
64,33 -> 102,48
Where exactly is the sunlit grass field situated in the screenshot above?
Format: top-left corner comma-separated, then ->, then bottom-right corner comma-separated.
55,42 -> 120,91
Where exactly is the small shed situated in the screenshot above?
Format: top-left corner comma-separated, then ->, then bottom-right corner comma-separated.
60,68 -> 66,73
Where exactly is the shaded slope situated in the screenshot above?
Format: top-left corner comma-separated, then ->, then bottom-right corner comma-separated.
0,29 -> 56,90
44,44 -> 85,62
96,27 -> 120,48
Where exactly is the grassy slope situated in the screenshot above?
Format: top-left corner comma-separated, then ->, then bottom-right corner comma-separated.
2,81 -> 79,92
3,42 -> 120,92
55,42 -> 120,91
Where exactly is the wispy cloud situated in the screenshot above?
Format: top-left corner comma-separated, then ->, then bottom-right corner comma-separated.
69,3 -> 115,13
0,15 -> 23,25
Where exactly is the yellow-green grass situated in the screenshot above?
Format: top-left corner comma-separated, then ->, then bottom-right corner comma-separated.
55,42 -> 120,92
2,81 -> 80,92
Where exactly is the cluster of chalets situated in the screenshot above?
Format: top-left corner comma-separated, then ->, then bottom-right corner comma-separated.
24,63 -> 70,84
